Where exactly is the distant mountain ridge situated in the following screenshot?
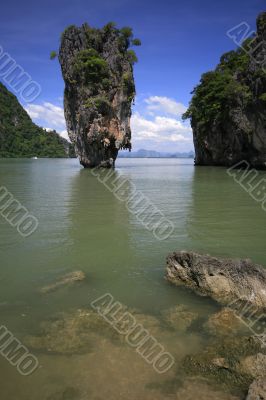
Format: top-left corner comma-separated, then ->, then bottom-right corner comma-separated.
118,149 -> 194,158
0,82 -> 75,158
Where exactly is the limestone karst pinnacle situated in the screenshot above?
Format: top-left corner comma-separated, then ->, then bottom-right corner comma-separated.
59,23 -> 140,168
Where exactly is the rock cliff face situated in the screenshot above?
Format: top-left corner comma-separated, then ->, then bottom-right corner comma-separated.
59,23 -> 139,168
183,12 -> 266,169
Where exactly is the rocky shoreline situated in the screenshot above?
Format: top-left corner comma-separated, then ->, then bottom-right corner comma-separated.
23,252 -> 266,399
166,251 -> 266,399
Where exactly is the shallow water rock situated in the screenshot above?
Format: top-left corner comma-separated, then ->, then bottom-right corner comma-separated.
166,251 -> 266,312
40,271 -> 86,294
182,335 -> 263,394
46,387 -> 80,400
211,358 -> 230,369
175,378 -> 241,400
246,378 -> 266,400
238,353 -> 266,379
204,308 -> 246,337
25,309 -> 121,354
25,307 -> 165,355
161,304 -> 198,332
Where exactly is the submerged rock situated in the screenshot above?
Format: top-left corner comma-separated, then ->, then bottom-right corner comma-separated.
24,307 -> 165,355
246,378 -> 266,400
237,353 -> 266,379
40,271 -> 86,294
175,378 -> 240,400
204,308 -> 247,337
161,304 -> 198,332
58,23 -> 140,168
46,387 -> 80,400
166,251 -> 266,312
25,308 -> 121,354
182,335 -> 263,395
183,12 -> 266,169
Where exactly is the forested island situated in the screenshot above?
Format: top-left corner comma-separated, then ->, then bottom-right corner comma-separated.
0,82 -> 75,158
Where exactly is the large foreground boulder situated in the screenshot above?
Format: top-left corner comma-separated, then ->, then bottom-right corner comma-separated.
166,251 -> 266,311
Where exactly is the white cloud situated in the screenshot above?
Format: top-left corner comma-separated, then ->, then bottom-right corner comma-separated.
25,102 -> 69,140
26,102 -> 65,128
132,112 -> 191,142
145,96 -> 187,117
24,96 -> 193,151
59,130 -> 69,141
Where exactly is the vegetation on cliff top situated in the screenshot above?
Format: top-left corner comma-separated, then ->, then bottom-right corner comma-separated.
182,39 -> 263,131
52,22 -> 141,66
57,22 -> 140,115
0,83 -> 75,158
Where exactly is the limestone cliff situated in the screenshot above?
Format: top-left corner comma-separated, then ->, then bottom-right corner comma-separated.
183,12 -> 266,169
59,23 -> 140,168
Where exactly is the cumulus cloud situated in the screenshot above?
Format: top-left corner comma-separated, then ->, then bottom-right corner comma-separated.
131,96 -> 193,151
145,96 -> 187,117
132,113 -> 191,143
26,102 -> 65,128
58,130 -> 69,141
24,95 -> 193,150
25,102 -> 69,140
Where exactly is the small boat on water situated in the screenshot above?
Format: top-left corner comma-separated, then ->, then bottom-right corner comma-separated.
32,157 -> 38,159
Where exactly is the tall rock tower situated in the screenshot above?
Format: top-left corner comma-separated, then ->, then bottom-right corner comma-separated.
59,23 -> 140,168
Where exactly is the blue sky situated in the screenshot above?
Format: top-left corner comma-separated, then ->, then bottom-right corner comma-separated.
0,0 -> 265,152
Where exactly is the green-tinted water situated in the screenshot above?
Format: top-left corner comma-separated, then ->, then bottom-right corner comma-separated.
0,158 -> 265,399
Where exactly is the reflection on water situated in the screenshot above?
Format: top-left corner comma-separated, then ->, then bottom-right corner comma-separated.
0,158 -> 265,399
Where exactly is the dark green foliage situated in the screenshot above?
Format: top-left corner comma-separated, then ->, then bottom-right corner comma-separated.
84,24 -> 104,52
50,51 -> 57,60
132,38 -> 141,46
84,96 -> 111,115
122,72 -> 135,100
61,24 -> 76,39
0,83 -> 75,158
183,45 -> 254,131
217,49 -> 249,74
73,49 -> 109,85
102,78 -> 111,90
259,93 -> 266,101
257,12 -> 266,31
120,26 -> 133,39
103,22 -> 117,33
118,26 -> 141,51
127,50 -> 138,64
94,96 -> 111,114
